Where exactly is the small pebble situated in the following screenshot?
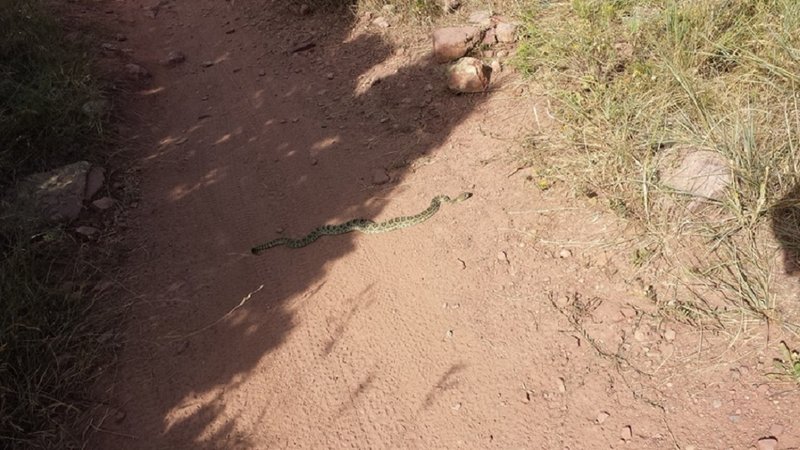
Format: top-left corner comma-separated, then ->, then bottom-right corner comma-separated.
497,251 -> 509,263
372,17 -> 390,28
620,425 -> 632,441
596,411 -> 610,424
371,169 -> 389,185
556,377 -> 566,393
757,437 -> 778,450
92,197 -> 115,210
558,249 -> 572,258
664,329 -> 676,341
76,226 -> 99,237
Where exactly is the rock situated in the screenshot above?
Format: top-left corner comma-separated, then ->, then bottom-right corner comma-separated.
143,5 -> 159,18
201,60 -> 214,68
491,59 -> 501,74
161,50 -> 186,66
757,437 -> 778,450
372,17 -> 390,28
663,328 -> 676,341
125,63 -> 151,79
76,226 -> 99,237
12,161 -> 91,222
596,411 -> 610,424
496,22 -> 518,43
482,27 -> 497,45
447,57 -> 492,93
443,0 -> 460,13
556,377 -> 566,393
372,169 -> 389,185
85,166 -> 105,199
114,33 -> 127,42
620,425 -> 632,441
82,99 -> 109,117
101,42 -> 120,54
432,27 -> 482,63
659,147 -> 731,210
325,72 -> 335,80
468,10 -> 492,28
558,248 -> 572,258
497,251 -> 509,263
92,197 -> 115,210
298,4 -> 311,15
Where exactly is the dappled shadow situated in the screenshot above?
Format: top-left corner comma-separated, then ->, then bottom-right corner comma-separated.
421,363 -> 466,410
91,0 -> 491,448
772,184 -> 800,275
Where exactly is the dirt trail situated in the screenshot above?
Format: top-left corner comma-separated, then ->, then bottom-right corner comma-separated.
94,1 -> 800,448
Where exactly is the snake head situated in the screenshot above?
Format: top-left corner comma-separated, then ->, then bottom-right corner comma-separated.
455,192 -> 473,202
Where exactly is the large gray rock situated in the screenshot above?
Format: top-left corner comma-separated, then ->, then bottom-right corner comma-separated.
659,147 -> 731,210
12,161 -> 92,222
432,27 -> 482,63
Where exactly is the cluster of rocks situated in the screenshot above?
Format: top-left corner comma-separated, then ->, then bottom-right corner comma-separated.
431,10 -> 519,93
5,161 -> 116,237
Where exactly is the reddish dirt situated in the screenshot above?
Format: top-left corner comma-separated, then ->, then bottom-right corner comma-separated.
91,1 -> 800,449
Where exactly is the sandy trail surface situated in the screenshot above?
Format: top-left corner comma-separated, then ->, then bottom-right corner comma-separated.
92,1 -> 800,448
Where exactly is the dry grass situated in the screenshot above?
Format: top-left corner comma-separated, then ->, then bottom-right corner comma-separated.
513,0 -> 800,329
1,1 -> 123,448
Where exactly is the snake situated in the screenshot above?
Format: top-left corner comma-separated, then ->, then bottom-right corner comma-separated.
251,192 -> 472,254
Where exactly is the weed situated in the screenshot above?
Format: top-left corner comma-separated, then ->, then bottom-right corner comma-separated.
0,1 -> 121,448
515,0 -> 800,325
0,0 -> 108,187
768,341 -> 800,383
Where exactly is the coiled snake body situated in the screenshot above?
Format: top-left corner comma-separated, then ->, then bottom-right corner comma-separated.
251,192 -> 472,254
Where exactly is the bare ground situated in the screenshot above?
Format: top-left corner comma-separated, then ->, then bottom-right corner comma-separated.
90,0 -> 800,448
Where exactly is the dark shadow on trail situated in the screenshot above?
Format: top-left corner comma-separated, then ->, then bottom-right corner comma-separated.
91,0 -> 491,448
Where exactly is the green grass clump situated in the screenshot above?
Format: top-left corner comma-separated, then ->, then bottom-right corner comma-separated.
1,1 -> 120,448
515,0 -> 800,323
0,0 -> 108,187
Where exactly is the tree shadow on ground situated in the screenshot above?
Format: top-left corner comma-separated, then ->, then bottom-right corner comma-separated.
91,0 -> 492,448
